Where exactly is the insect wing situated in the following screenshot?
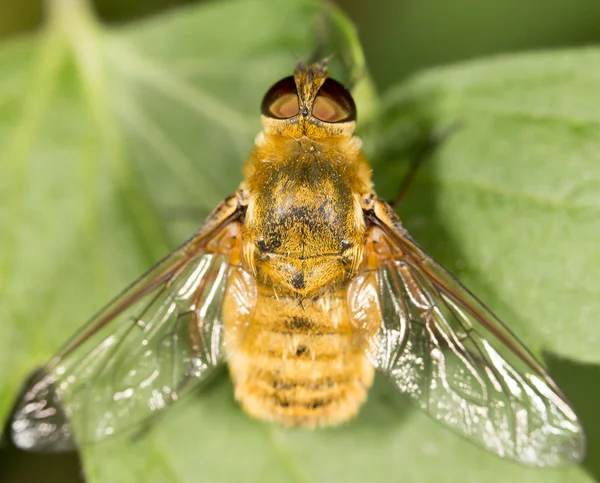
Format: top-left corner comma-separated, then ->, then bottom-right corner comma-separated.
348,222 -> 585,466
11,222 -> 256,451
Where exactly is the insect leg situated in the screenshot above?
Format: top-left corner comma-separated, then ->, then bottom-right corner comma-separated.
162,206 -> 209,223
389,123 -> 461,208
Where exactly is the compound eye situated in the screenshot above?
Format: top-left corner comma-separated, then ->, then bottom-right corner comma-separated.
312,78 -> 356,123
261,76 -> 299,119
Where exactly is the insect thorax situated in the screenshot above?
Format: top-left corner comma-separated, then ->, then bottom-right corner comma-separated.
242,136 -> 369,296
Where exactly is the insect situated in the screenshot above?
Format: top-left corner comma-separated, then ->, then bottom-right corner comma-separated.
11,60 -> 585,466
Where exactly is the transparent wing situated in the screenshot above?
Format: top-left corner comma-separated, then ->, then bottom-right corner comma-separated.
348,222 -> 585,466
11,216 -> 256,452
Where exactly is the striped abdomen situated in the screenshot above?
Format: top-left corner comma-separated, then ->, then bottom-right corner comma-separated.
224,287 -> 374,428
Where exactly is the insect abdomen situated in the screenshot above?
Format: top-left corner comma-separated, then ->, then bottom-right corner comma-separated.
224,289 -> 375,427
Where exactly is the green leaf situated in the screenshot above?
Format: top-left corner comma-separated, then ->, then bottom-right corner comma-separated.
0,0 -> 596,482
371,50 -> 600,365
367,50 -> 600,482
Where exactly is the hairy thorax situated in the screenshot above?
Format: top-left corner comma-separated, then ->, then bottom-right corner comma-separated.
242,135 -> 370,297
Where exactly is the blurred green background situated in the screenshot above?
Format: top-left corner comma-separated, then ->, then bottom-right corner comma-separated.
2,0 -> 600,481
3,0 -> 600,89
